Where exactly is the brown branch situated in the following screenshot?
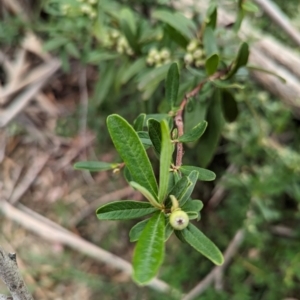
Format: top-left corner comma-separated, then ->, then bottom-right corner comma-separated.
0,247 -> 33,300
174,69 -> 229,167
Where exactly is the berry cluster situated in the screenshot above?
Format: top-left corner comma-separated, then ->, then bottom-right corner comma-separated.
184,39 -> 205,67
102,30 -> 134,56
146,48 -> 171,68
61,0 -> 97,19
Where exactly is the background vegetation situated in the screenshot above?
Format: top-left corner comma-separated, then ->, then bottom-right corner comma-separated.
0,0 -> 300,299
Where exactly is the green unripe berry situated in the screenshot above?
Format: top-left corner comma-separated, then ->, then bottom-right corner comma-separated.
169,209 -> 189,230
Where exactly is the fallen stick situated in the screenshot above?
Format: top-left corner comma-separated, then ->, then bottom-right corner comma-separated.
253,0 -> 300,47
0,247 -> 34,300
0,200 -> 181,297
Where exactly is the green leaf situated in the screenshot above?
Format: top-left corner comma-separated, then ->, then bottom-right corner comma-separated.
121,58 -> 146,84
203,27 -> 219,75
242,1 -> 259,13
212,80 -> 245,89
186,211 -> 200,220
178,170 -> 198,206
177,121 -> 207,143
130,181 -> 161,209
152,10 -> 196,40
178,223 -> 224,265
164,24 -> 188,48
205,4 -> 217,29
120,8 -> 139,53
148,118 -> 162,155
137,131 -> 152,148
166,176 -> 191,208
94,62 -> 115,106
96,201 -> 158,220
123,166 -> 132,183
196,89 -> 224,167
205,53 -> 219,76
129,219 -> 149,242
134,114 -> 146,131
158,120 -> 173,203
182,200 -> 204,212
85,51 -> 119,64
221,90 -> 239,123
107,115 -> 158,197
224,42 -> 249,80
180,165 -> 216,181
138,64 -> 170,91
65,43 -> 80,59
246,65 -> 286,83
165,63 -> 180,109
133,212 -> 165,284
43,37 -> 68,51
73,161 -> 118,172
165,222 -> 174,241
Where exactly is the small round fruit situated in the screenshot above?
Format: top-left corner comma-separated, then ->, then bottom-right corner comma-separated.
169,210 -> 189,230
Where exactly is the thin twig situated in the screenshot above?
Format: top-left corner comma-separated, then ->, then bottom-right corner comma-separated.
9,154 -> 50,205
174,69 -> 229,166
182,229 -> 245,300
0,200 -> 181,297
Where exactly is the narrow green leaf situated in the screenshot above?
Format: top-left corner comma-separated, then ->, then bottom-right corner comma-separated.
178,170 -> 198,206
182,200 -> 204,212
130,181 -> 161,209
107,114 -> 158,198
121,58 -> 146,84
242,1 -> 259,13
221,90 -> 239,123
134,114 -> 146,131
165,222 -> 174,241
133,212 -> 165,284
85,51 -> 119,64
158,120 -> 173,203
177,121 -> 207,143
203,27 -> 219,75
164,24 -> 188,48
43,37 -> 68,51
180,165 -> 216,181
65,43 -> 80,59
152,10 -> 196,40
137,131 -> 152,148
166,176 -> 192,208
224,42 -> 249,79
186,211 -> 199,220
120,8 -> 139,53
148,118 -> 162,155
205,4 -> 217,29
138,64 -> 170,91
96,201 -> 158,220
246,65 -> 286,83
74,161 -> 117,172
178,223 -> 224,265
94,62 -> 115,106
123,166 -> 132,183
165,63 -> 180,109
129,219 -> 149,242
205,53 -> 219,76
212,80 -> 245,89
196,89 -> 224,167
